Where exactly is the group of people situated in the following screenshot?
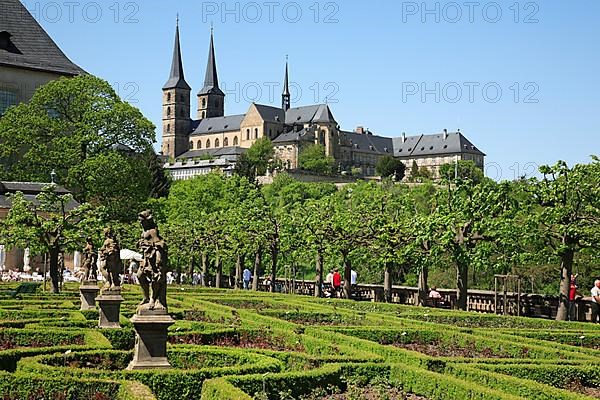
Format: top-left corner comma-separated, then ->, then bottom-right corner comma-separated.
323,268 -> 357,297
570,275 -> 600,323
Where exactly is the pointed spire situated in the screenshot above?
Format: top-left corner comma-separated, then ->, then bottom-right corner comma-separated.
282,55 -> 291,111
198,28 -> 224,96
163,17 -> 190,90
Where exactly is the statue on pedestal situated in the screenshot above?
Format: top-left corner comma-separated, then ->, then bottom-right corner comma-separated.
81,237 -> 98,283
99,228 -> 121,290
137,210 -> 168,311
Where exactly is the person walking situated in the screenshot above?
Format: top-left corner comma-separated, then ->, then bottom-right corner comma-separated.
243,268 -> 252,290
332,269 -> 342,297
591,279 -> 600,323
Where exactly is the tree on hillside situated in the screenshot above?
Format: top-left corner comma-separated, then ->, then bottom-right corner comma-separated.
234,138 -> 275,181
0,75 -> 155,207
529,157 -> 600,321
0,186 -> 101,293
376,156 -> 406,181
439,160 -> 484,184
298,144 -> 335,175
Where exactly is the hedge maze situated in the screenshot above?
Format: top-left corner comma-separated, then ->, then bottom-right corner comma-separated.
1,284 -> 599,400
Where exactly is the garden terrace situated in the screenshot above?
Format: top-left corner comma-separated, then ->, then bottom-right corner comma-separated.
0,283 -> 599,399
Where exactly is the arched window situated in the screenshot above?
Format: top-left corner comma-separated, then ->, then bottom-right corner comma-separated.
202,98 -> 206,107
246,129 -> 250,140
197,140 -> 202,149
202,111 -> 206,119
166,124 -> 170,132
167,92 -> 171,102
223,137 -> 229,147
254,128 -> 258,139
233,136 -> 239,146
215,138 -> 220,147
180,95 -> 185,102
167,107 -> 171,116
189,141 -> 194,150
206,139 -> 211,148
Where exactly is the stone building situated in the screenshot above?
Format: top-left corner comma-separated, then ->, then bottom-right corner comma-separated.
162,23 -> 485,180
0,0 -> 85,116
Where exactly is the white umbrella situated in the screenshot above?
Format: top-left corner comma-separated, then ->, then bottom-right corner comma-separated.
120,249 -> 143,262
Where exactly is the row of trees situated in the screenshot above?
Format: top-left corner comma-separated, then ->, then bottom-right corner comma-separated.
149,155 -> 598,320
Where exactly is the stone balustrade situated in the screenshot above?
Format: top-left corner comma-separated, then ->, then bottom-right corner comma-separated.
246,278 -> 596,322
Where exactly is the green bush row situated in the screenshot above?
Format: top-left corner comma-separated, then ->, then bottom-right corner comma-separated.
474,363 -> 600,391
449,363 -> 597,400
0,370 -> 151,400
388,363 -> 525,400
17,348 -> 284,400
0,327 -> 86,348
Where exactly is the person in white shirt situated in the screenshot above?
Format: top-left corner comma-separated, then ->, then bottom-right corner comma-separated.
591,280 -> 600,323
350,270 -> 357,286
429,286 -> 442,299
325,270 -> 333,284
243,268 -> 252,290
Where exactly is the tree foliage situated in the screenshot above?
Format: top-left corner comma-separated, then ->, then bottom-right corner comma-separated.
376,156 -> 406,181
298,144 -> 335,175
0,75 -> 156,209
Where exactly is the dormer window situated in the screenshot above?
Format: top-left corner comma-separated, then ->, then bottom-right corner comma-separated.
0,31 -> 20,54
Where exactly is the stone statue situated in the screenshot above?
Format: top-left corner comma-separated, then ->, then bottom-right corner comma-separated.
137,210 -> 168,311
81,237 -> 98,283
99,228 -> 121,290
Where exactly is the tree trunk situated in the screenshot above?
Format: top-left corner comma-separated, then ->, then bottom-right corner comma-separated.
270,247 -> 278,293
342,253 -> 352,299
215,253 -> 222,288
49,246 -> 60,294
188,253 -> 194,280
201,252 -> 208,286
456,261 -> 468,310
384,262 -> 392,303
417,265 -> 429,306
235,254 -> 244,290
252,249 -> 262,291
556,248 -> 575,321
314,250 -> 324,297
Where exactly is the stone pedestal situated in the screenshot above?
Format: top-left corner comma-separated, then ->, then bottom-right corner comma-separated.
96,288 -> 124,328
79,282 -> 99,310
127,309 -> 174,370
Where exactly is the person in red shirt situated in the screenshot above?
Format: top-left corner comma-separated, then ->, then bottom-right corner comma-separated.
332,269 -> 342,296
568,274 -> 578,321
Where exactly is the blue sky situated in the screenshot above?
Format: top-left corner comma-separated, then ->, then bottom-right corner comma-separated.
26,0 -> 600,180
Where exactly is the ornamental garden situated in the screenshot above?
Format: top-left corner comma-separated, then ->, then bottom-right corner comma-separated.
0,283 -> 599,400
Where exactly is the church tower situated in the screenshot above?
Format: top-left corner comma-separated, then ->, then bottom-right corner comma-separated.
162,19 -> 191,159
197,29 -> 225,120
282,57 -> 291,111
